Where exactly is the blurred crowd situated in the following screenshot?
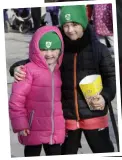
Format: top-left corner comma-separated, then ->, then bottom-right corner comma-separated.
3,4 -> 113,55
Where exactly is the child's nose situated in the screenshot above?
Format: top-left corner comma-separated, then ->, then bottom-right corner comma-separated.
46,50 -> 52,56
68,26 -> 73,32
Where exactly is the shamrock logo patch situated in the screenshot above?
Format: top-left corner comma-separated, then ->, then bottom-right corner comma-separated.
46,41 -> 52,48
65,14 -> 71,21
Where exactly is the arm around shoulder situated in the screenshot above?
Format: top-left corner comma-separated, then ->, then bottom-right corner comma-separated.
9,59 -> 30,77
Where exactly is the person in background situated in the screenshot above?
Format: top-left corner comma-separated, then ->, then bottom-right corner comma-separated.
31,7 -> 42,32
92,4 -> 114,55
3,9 -> 10,33
46,6 -> 59,26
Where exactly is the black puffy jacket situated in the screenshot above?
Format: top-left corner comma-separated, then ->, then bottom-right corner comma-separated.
60,25 -> 116,120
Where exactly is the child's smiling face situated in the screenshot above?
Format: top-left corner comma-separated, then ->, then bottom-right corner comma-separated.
40,49 -> 60,65
63,22 -> 84,40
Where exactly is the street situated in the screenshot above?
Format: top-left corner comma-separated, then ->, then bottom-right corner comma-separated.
5,31 -> 118,157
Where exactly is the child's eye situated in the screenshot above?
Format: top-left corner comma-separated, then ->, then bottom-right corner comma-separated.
73,23 -> 78,26
48,49 -> 55,52
41,49 -> 46,51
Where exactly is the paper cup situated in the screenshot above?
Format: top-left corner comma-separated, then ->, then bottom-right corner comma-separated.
79,75 -> 103,109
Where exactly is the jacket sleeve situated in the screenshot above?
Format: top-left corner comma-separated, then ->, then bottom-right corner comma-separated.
9,59 -> 30,77
9,65 -> 32,133
99,43 -> 116,102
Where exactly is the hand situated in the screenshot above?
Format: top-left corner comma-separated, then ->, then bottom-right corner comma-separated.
89,95 -> 105,110
19,129 -> 30,136
14,65 -> 26,82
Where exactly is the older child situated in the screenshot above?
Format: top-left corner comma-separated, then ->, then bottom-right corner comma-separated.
9,26 -> 65,157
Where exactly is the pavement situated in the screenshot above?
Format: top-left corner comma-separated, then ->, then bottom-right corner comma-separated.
5,30 -> 118,157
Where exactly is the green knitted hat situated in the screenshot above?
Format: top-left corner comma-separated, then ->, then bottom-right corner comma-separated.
39,32 -> 61,50
59,5 -> 88,29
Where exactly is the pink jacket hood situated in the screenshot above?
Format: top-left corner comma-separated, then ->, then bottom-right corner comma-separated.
29,26 -> 64,70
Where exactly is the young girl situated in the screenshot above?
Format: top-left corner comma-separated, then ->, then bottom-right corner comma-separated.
9,26 -> 65,157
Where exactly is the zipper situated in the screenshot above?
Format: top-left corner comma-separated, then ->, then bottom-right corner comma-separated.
50,71 -> 55,144
29,110 -> 34,127
74,53 -> 80,121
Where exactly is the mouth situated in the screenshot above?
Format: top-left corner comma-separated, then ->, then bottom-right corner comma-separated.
45,57 -> 54,60
45,57 -> 55,63
68,33 -> 74,36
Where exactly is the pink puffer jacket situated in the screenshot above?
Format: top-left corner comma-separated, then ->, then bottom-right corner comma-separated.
9,26 -> 65,145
